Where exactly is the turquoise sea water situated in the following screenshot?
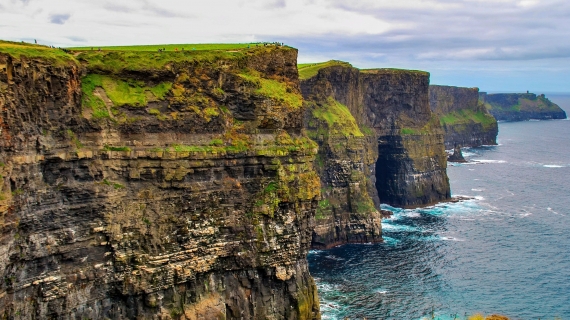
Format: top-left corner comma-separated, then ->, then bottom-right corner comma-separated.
308,95 -> 570,319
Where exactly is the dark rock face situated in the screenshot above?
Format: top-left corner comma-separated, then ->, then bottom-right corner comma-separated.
430,85 -> 498,149
480,92 -> 567,121
300,66 -> 382,249
0,48 -> 320,319
448,145 -> 467,163
363,70 -> 450,208
301,65 -> 450,246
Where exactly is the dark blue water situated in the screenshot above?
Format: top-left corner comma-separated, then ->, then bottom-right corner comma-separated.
308,95 -> 570,319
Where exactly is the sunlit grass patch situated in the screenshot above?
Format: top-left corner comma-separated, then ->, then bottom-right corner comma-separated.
0,40 -> 76,65
298,60 -> 352,80
239,70 -> 302,108
308,98 -> 364,137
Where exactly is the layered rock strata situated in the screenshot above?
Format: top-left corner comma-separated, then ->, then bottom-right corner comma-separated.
300,64 -> 382,249
300,62 -> 450,247
429,85 -> 498,149
0,43 -> 320,319
480,92 -> 567,121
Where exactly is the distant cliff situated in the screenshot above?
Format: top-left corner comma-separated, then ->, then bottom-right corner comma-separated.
0,41 -> 320,319
480,92 -> 567,121
300,61 -> 450,247
430,85 -> 498,149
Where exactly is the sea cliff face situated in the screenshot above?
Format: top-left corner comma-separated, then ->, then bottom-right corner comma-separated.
0,43 -> 320,319
429,85 -> 498,149
362,70 -> 450,208
480,92 -> 567,121
300,62 -> 450,247
300,64 -> 382,249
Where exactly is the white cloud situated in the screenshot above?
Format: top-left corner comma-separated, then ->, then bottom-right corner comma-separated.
0,0 -> 568,91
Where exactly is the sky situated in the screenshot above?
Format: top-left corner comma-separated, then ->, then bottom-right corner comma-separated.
1,0 -> 569,93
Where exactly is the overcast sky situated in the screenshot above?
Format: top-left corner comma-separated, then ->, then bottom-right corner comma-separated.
1,0 -> 569,92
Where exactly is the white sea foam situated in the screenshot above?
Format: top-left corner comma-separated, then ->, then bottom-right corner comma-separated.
440,236 -> 464,242
472,159 -> 507,164
544,164 -> 564,168
381,223 -> 420,232
461,151 -> 477,157
471,188 -> 483,192
324,255 -> 344,261
382,236 -> 401,245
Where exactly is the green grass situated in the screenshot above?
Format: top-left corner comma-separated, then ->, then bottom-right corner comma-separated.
0,40 -> 76,65
68,43 -> 262,52
239,70 -> 302,108
81,74 -> 110,119
440,109 -> 496,129
309,98 -> 364,137
360,68 -> 429,77
81,74 -> 172,111
400,128 -> 420,135
102,179 -> 124,189
298,60 -> 353,80
74,45 -> 292,74
103,145 -> 131,152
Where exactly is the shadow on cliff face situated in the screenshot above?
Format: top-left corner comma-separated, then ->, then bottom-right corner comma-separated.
300,62 -> 451,249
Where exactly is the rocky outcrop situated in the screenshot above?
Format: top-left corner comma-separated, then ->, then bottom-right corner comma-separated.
448,145 -> 467,163
0,43 -> 320,319
430,85 -> 498,149
300,62 -> 450,247
480,92 -> 567,121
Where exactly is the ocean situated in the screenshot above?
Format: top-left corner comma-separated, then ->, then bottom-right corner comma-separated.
308,94 -> 570,319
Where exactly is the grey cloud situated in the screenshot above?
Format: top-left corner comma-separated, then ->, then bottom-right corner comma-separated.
103,3 -> 136,13
142,1 -> 188,18
298,0 -> 570,63
67,36 -> 86,43
264,0 -> 286,9
49,13 -> 70,24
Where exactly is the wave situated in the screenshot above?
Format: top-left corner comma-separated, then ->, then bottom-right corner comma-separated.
472,159 -> 507,164
544,164 -> 564,168
382,236 -> 401,245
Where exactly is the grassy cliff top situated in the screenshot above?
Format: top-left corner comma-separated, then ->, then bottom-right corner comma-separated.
360,68 -> 429,76
484,93 -> 563,113
440,109 -> 496,130
298,60 -> 353,80
0,40 -> 76,65
67,43 -> 276,52
74,44 -> 294,74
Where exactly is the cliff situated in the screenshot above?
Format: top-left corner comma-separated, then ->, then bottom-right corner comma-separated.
0,41 -> 320,319
480,92 -> 567,121
299,62 -> 382,249
429,85 -> 498,149
300,61 -> 450,247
